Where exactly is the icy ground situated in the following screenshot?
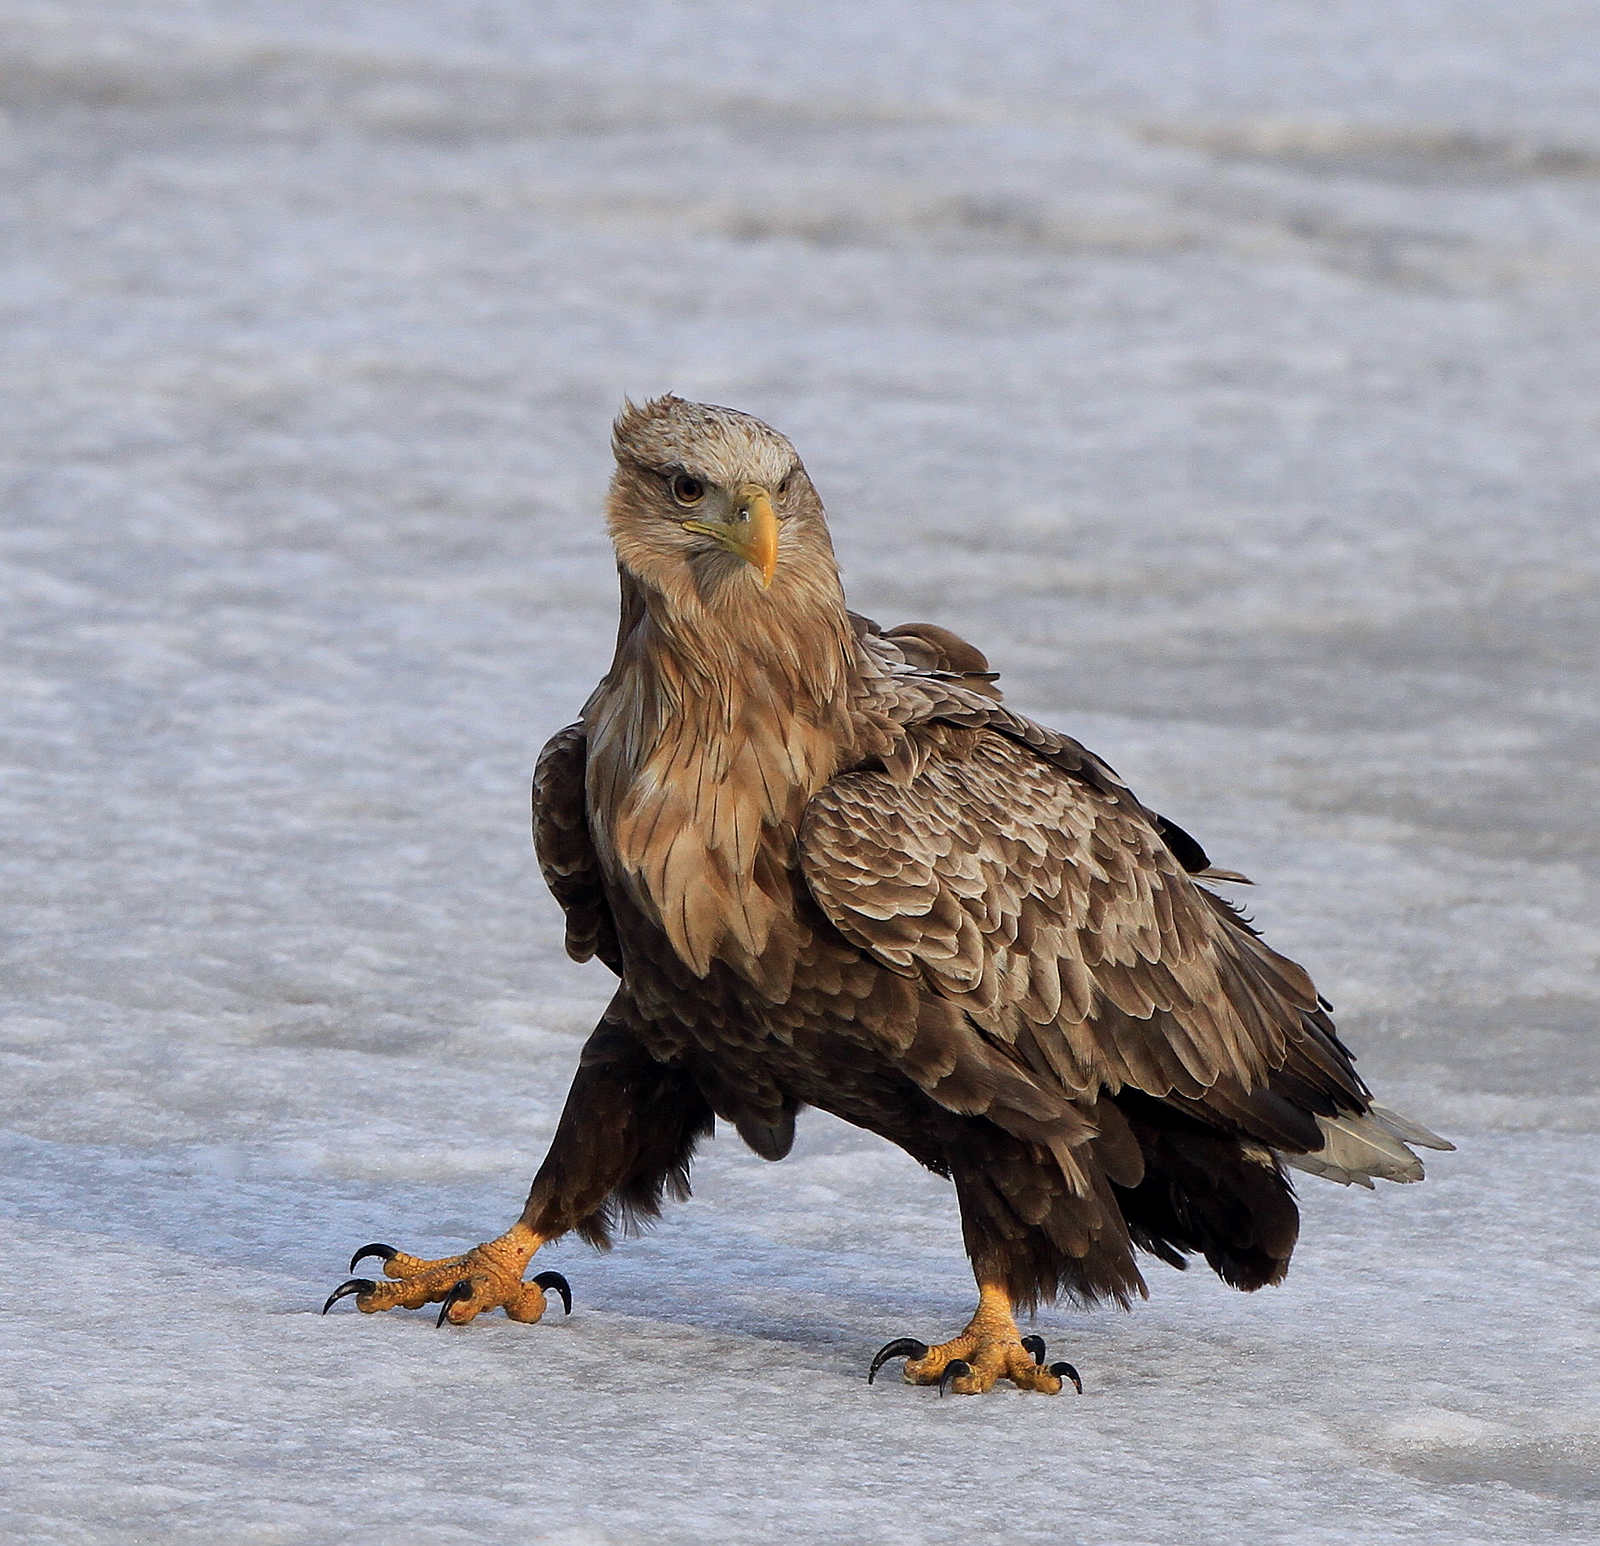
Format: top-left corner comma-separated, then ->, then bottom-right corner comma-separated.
3,2 -> 1598,1542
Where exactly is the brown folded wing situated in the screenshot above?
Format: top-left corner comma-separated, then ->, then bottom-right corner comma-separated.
533,721 -> 622,976
799,719 -> 1371,1153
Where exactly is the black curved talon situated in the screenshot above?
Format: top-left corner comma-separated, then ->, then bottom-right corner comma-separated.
436,1280 -> 473,1328
534,1270 -> 572,1316
1020,1334 -> 1046,1366
321,1278 -> 375,1315
867,1337 -> 929,1385
938,1359 -> 974,1397
1048,1360 -> 1083,1394
348,1242 -> 398,1274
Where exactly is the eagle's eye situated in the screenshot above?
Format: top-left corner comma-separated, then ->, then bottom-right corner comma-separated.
669,472 -> 707,506
777,473 -> 793,497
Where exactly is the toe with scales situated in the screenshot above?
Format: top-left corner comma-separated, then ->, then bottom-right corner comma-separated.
321,1224 -> 571,1326
866,1284 -> 1081,1396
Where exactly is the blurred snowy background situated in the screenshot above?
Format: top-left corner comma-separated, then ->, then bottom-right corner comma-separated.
3,2 -> 1597,1542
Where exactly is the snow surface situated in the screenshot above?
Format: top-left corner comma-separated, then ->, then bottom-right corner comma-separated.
3,2 -> 1598,1542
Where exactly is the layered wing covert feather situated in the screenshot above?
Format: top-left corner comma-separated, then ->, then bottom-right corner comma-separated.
798,717 -> 1371,1152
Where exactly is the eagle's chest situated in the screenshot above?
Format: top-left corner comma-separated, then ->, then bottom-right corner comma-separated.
585,693 -> 835,990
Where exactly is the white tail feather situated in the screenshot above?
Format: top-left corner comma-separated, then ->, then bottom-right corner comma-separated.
1285,1105 -> 1453,1188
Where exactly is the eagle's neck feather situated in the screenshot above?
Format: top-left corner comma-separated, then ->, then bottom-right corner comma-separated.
585,569 -> 856,990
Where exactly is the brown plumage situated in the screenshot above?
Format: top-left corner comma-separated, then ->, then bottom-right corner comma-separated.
328,395 -> 1449,1394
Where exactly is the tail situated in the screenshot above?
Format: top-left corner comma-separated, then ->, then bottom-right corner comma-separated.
1285,1105 -> 1454,1189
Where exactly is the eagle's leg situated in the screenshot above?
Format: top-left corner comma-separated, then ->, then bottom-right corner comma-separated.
324,1020 -> 713,1326
868,1283 -> 1079,1395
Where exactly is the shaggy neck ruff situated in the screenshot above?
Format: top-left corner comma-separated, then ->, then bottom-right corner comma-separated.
584,565 -> 857,989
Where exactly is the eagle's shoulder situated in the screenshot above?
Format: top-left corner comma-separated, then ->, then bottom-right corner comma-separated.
851,611 -> 1004,700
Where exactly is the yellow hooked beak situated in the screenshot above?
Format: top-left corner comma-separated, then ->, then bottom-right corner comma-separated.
682,484 -> 778,588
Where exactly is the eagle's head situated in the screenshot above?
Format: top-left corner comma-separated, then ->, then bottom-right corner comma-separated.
604,395 -> 841,620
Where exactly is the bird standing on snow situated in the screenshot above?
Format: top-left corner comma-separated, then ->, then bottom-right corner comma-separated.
325,395 -> 1449,1395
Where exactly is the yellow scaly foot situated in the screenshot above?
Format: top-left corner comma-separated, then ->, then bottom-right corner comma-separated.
321,1222 -> 570,1326
867,1283 -> 1081,1395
